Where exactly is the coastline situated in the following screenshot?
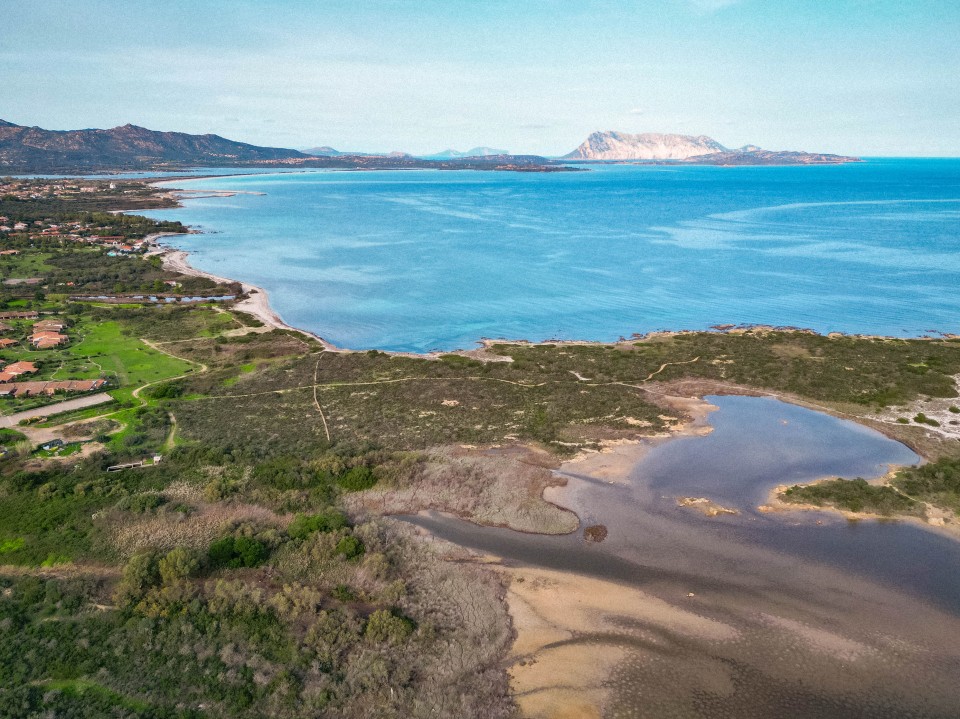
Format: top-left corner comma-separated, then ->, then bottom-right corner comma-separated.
140,190 -> 960,714
150,238 -> 338,351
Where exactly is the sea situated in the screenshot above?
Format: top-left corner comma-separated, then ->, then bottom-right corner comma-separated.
142,158 -> 960,353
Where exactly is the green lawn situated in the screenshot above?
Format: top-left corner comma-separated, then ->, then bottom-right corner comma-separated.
66,321 -> 195,403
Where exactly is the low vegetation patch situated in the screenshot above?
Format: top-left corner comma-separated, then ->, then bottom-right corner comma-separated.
781,478 -> 920,516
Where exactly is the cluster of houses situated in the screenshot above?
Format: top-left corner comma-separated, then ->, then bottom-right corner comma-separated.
0,179 -> 132,202
0,351 -> 106,398
0,378 -> 106,398
30,319 -> 68,349
0,215 -> 141,253
0,313 -> 69,350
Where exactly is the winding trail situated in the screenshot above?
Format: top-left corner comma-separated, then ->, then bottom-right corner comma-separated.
133,338 -> 208,402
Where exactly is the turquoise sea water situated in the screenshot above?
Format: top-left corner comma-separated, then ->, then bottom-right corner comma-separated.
144,159 -> 960,352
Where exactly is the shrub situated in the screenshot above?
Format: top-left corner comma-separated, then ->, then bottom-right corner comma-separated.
337,466 -> 377,492
158,546 -> 200,584
364,609 -> 414,645
335,535 -> 364,560
115,550 -> 160,605
782,477 -> 917,516
288,509 -> 349,540
209,535 -> 268,569
116,493 -> 165,514
149,381 -> 184,399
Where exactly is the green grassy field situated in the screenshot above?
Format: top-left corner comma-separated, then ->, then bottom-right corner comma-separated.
0,251 -> 54,278
66,321 -> 195,403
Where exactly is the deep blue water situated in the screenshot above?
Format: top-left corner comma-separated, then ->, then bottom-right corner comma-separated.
143,159 -> 960,352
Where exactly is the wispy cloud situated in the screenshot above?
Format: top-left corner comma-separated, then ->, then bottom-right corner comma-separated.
628,108 -> 645,116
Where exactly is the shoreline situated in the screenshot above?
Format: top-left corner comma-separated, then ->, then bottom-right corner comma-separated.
146,234 -> 960,365
762,475 -> 960,541
146,177 -> 959,358
156,245 -> 339,351
147,229 -> 950,471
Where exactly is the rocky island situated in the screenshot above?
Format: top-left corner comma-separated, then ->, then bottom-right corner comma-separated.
562,129 -> 861,165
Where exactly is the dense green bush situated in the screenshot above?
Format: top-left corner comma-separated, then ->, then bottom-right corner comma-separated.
209,535 -> 269,569
364,609 -> 415,645
335,535 -> 365,560
783,478 -> 918,515
288,509 -> 349,540
337,466 -> 377,492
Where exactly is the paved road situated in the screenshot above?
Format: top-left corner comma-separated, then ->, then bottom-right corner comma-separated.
0,392 -> 115,428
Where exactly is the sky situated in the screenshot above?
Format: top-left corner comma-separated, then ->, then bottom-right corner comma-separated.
2,0 -> 959,156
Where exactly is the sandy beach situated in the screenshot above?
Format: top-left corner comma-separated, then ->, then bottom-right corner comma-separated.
156,245 -> 338,350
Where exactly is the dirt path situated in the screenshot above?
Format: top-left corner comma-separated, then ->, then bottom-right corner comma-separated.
0,393 -> 115,428
133,338 -> 208,402
313,354 -> 332,442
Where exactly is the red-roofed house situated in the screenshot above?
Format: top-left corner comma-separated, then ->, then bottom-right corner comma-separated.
4,361 -> 38,375
30,331 -> 68,349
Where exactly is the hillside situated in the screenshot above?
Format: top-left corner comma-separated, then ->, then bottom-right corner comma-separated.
562,130 -> 861,165
0,120 -> 307,172
0,121 -> 569,174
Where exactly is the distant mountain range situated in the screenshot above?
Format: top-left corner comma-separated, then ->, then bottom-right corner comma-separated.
419,147 -> 509,160
303,146 -> 411,158
0,120 -> 306,172
562,130 -> 859,164
0,120 -> 569,174
0,119 -> 858,173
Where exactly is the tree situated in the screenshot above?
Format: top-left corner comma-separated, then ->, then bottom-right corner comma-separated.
158,546 -> 200,584
115,550 -> 159,605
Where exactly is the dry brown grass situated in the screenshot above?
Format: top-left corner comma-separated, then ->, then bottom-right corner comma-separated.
109,481 -> 292,556
344,445 -> 578,534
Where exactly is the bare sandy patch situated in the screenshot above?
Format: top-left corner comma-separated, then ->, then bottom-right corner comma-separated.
502,565 -> 737,719
760,614 -> 873,662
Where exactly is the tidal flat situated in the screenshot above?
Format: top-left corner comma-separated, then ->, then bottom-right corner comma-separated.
405,396 -> 960,718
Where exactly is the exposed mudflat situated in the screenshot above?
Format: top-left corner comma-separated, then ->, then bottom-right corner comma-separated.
403,396 -> 960,718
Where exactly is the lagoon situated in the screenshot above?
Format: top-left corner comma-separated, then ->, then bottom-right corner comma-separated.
404,396 -> 960,717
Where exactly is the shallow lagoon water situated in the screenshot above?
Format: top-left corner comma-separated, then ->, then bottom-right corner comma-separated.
144,159 -> 960,352
405,396 -> 960,717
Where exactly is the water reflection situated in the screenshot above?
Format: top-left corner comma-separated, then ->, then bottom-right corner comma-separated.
402,396 -> 960,717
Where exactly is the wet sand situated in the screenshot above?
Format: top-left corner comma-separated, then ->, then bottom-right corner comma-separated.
406,396 -> 960,718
